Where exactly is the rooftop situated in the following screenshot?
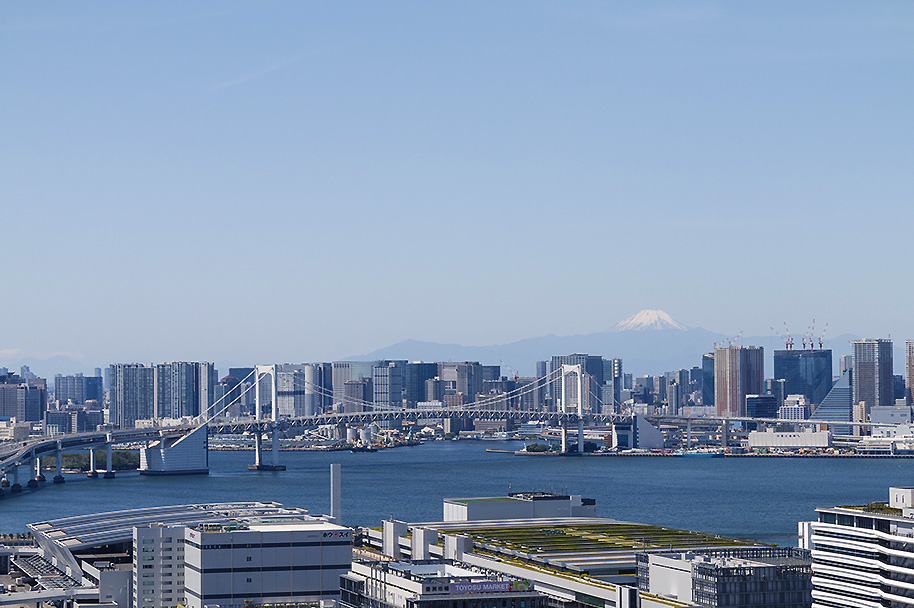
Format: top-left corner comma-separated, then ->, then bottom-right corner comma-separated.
28,502 -> 316,550
832,503 -> 903,516
446,522 -> 757,557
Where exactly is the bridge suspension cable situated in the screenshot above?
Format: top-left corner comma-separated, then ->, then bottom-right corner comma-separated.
196,368 -> 259,427
286,364 -> 567,415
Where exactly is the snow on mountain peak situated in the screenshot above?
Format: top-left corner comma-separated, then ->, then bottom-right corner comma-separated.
614,309 -> 687,332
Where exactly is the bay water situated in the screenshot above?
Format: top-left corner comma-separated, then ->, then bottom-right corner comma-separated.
2,440 -> 911,544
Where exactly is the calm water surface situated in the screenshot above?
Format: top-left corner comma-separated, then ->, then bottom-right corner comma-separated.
2,440 -> 912,544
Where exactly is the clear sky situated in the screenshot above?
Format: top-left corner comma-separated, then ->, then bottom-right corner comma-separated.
2,2 -> 913,371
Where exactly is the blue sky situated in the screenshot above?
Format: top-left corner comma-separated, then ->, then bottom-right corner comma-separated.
2,2 -> 912,371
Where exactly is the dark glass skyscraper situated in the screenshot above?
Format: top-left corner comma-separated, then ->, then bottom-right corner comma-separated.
405,362 -> 438,406
701,353 -> 714,407
773,349 -> 833,406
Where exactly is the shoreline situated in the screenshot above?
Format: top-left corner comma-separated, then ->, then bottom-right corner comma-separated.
492,449 -> 914,459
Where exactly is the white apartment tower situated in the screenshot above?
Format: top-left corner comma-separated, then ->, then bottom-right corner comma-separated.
133,524 -> 187,608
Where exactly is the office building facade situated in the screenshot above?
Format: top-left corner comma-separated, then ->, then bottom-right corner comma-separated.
853,339 -> 894,415
907,340 -> 914,406
701,353 -> 714,407
340,560 -> 544,608
134,524 -> 187,608
809,370 -> 853,435
406,362 -> 438,407
714,346 -> 764,417
54,373 -> 103,405
183,521 -> 352,608
373,361 -> 406,409
332,361 -> 378,411
773,349 -> 833,406
110,363 -> 156,429
800,487 -> 914,608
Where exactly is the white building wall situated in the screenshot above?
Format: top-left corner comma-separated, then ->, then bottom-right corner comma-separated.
133,524 -> 186,608
748,429 -> 831,449
183,523 -> 351,608
139,424 -> 208,474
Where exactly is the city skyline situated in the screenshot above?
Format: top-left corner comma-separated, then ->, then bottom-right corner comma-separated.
3,2 -> 913,372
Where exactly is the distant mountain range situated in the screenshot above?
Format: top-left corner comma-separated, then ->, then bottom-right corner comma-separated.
352,310 -> 866,377
4,311 -> 900,380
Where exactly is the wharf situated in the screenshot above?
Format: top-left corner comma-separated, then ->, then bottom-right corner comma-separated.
505,450 -> 914,459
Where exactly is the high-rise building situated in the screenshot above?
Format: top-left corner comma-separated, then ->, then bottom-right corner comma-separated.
852,338 -> 894,416
154,362 -> 215,419
894,374 -> 906,402
405,362 -> 438,407
109,363 -> 155,428
214,375 -> 242,418
275,365 -> 306,417
602,358 -> 623,410
440,362 -> 487,404
535,360 -> 552,407
343,378 -> 372,412
809,370 -> 852,435
839,354 -> 854,376
746,394 -> 778,419
764,378 -> 787,409
907,340 -> 914,406
773,349 -> 833,406
194,361 -> 213,417
714,346 -> 764,417
332,361 -> 377,411
550,354 -> 604,412
306,362 -> 333,416
373,360 -> 406,409
0,371 -> 48,422
701,354 -> 714,407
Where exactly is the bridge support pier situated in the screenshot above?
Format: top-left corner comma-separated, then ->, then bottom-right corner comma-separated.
88,449 -> 98,477
686,418 -> 693,449
721,419 -> 728,449
11,466 -> 22,493
54,443 -> 65,483
249,365 -> 285,471
34,455 -> 45,483
560,364 -> 585,454
104,437 -> 115,478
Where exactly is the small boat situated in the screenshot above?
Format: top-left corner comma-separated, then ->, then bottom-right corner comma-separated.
675,449 -> 723,458
480,432 -> 511,441
350,446 -> 379,453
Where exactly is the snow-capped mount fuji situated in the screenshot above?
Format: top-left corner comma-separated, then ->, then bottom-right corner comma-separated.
354,310 -> 856,377
613,309 -> 687,332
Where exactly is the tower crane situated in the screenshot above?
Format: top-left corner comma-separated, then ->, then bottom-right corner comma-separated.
499,360 -> 520,382
771,327 -> 790,349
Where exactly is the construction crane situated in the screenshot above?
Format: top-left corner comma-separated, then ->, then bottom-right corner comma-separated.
499,360 -> 520,382
806,319 -> 816,350
783,322 -> 794,350
818,323 -> 829,350
771,326 -> 790,349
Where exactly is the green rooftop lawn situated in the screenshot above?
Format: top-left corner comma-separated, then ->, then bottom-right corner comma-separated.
447,523 -> 758,554
838,502 -> 903,516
